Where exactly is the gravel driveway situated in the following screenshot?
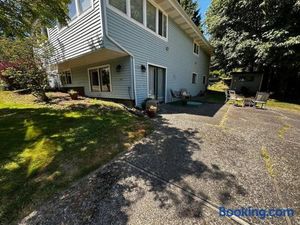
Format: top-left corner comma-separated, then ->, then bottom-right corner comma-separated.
20,103 -> 300,225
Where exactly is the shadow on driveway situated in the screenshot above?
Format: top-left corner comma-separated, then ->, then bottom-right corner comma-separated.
21,117 -> 246,225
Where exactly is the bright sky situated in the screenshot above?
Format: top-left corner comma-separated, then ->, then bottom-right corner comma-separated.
197,0 -> 211,19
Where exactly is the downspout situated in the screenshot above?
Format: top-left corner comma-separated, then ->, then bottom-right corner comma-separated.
100,0 -> 138,106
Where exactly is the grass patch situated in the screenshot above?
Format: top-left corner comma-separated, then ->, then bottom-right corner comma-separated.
207,81 -> 229,93
267,99 -> 300,113
278,124 -> 291,139
261,146 -> 275,177
0,91 -> 151,224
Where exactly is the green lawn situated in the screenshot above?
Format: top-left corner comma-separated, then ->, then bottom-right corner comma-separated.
207,81 -> 300,112
207,80 -> 229,93
267,99 -> 300,113
0,91 -> 151,224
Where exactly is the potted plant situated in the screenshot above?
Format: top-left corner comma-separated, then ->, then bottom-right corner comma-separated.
68,89 -> 78,100
146,105 -> 157,118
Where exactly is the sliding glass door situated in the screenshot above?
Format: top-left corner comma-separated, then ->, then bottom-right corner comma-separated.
148,65 -> 166,103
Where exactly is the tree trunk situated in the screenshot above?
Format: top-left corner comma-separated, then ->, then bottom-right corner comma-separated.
34,91 -> 49,102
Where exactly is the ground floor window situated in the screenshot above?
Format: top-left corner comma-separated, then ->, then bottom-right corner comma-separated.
192,73 -> 197,84
60,70 -> 72,85
89,65 -> 111,92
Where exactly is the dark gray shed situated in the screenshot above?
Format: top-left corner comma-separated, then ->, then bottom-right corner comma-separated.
230,72 -> 264,94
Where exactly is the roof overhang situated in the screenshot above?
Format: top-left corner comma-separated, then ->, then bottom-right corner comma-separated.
154,0 -> 213,55
55,48 -> 128,71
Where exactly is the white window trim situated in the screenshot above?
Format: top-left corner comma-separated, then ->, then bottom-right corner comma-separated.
193,42 -> 199,56
107,0 -> 168,41
60,69 -> 73,85
146,62 -> 168,103
87,64 -> 112,93
192,72 -> 198,84
58,0 -> 94,33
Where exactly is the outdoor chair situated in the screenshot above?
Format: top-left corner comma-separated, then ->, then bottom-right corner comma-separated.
170,89 -> 181,102
225,89 -> 237,102
180,88 -> 192,100
252,92 -> 270,109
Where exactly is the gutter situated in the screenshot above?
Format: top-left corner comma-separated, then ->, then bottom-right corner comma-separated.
100,0 -> 138,106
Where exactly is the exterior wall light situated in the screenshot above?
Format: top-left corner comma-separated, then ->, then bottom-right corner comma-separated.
116,65 -> 122,72
141,65 -> 146,72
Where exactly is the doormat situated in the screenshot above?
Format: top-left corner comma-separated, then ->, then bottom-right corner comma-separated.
187,101 -> 203,106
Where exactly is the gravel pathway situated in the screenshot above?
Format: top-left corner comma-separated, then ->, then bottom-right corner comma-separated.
20,104 -> 300,225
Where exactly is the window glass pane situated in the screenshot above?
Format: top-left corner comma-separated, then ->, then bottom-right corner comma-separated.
148,66 -> 155,98
66,72 -> 72,84
60,75 -> 66,85
147,1 -> 156,32
79,0 -> 92,13
68,0 -> 77,20
131,0 -> 143,23
100,67 -> 111,92
90,69 -> 100,92
109,0 -> 126,13
158,11 -> 166,37
203,76 -> 206,84
192,73 -> 197,84
194,43 -> 199,54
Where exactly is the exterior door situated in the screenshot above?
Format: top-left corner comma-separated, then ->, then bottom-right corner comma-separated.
148,65 -> 166,102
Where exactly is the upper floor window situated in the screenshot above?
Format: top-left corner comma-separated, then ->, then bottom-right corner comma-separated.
158,10 -> 167,37
131,0 -> 143,24
108,0 -> 168,39
79,0 -> 92,13
68,0 -> 77,20
193,43 -> 199,55
147,1 -> 156,32
109,0 -> 126,13
65,0 -> 92,23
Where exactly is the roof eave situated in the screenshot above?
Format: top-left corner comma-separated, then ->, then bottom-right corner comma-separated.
166,0 -> 214,55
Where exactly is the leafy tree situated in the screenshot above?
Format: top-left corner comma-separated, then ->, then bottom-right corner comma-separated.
0,0 -> 70,37
0,37 -> 54,101
0,0 -> 71,101
206,0 -> 300,98
178,0 -> 202,28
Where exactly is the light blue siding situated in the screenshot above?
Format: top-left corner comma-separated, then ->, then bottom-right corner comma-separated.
65,56 -> 133,100
105,7 -> 210,105
48,0 -> 210,105
48,0 -> 103,63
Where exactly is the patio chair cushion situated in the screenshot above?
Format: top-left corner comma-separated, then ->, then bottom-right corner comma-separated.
180,89 -> 191,97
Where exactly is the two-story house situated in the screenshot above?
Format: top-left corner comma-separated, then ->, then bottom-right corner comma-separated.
48,0 -> 213,106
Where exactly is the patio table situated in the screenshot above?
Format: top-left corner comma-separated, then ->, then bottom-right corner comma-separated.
244,97 -> 255,107
234,95 -> 245,107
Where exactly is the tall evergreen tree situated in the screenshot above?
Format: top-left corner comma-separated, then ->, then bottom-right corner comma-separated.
178,0 -> 202,29
206,0 -> 300,98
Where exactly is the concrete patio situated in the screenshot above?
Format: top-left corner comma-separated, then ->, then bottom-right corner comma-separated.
21,103 -> 300,225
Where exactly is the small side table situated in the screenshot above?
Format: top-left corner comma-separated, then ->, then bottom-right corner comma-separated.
244,98 -> 254,107
234,97 -> 245,107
